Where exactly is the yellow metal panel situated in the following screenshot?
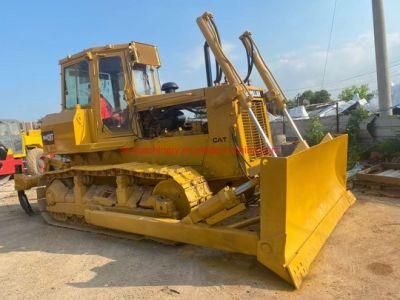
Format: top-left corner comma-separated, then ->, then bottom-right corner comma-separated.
12,149 -> 26,159
257,135 -> 356,288
130,42 -> 161,67
85,209 -> 258,256
41,109 -> 79,153
202,87 -> 243,180
135,88 -> 205,111
73,107 -> 93,145
205,203 -> 246,225
126,135 -> 208,166
23,130 -> 43,148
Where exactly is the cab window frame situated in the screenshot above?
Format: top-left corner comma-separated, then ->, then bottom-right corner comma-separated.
95,51 -> 132,134
132,64 -> 161,97
62,58 -> 92,110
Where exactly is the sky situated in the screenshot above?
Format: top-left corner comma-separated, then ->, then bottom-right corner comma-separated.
1,0 -> 400,120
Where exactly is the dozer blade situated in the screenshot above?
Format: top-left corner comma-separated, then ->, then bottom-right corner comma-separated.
257,134 -> 356,288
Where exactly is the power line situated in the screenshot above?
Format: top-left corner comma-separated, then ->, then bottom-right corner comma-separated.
334,60 -> 400,83
285,59 -> 400,92
321,0 -> 338,89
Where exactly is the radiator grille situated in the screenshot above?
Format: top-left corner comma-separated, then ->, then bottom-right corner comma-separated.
241,99 -> 270,161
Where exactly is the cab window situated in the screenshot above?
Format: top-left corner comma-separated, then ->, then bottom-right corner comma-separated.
98,56 -> 130,131
64,60 -> 90,109
0,122 -> 9,137
132,64 -> 160,96
9,122 -> 20,135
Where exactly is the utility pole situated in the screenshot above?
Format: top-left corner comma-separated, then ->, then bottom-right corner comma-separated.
372,0 -> 393,116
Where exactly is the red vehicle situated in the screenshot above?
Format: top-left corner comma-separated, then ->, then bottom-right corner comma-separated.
0,120 -> 43,180
0,146 -> 23,176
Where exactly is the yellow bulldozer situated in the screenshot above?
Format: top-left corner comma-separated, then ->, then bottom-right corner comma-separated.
15,12 -> 355,288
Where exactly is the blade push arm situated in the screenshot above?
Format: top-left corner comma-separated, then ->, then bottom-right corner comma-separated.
196,12 -> 277,157
239,31 -> 308,146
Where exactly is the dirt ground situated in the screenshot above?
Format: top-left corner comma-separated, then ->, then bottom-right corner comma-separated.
0,180 -> 399,299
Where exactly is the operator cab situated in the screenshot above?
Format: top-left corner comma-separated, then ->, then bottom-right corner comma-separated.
44,41 -> 213,154
60,42 -> 162,135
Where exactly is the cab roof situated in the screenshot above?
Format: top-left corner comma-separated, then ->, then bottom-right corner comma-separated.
59,41 -> 161,67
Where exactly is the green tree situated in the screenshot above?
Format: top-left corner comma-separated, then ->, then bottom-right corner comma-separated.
338,84 -> 374,102
294,89 -> 331,105
294,90 -> 314,106
312,90 -> 331,104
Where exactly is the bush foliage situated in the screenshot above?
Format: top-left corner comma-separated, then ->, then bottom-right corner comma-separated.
306,117 -> 325,146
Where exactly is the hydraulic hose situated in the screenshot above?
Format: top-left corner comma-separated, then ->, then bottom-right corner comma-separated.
241,35 -> 254,84
210,17 -> 223,84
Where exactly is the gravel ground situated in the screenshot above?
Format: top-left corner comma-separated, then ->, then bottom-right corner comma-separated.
0,179 -> 399,299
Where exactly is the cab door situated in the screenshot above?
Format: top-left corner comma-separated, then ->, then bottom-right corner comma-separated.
94,51 -> 133,139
